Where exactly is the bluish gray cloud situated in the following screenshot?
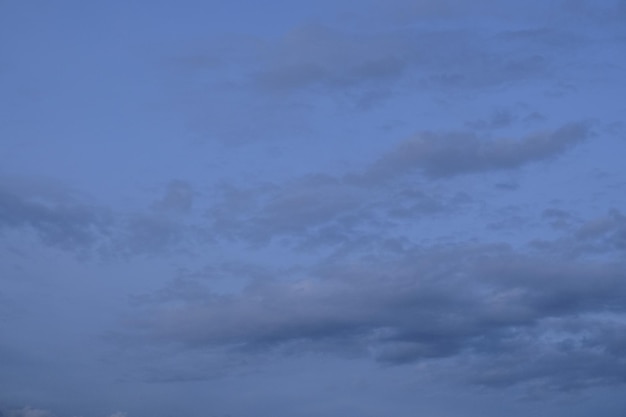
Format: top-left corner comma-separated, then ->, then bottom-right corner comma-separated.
0,407 -> 125,417
252,24 -> 409,94
123,226 -> 626,390
152,180 -> 194,214
200,121 -> 589,248
0,180 -> 112,252
0,177 -> 203,259
167,2 -> 599,145
2,0 -> 625,416
533,209 -> 626,256
205,171 -> 474,248
363,122 -> 591,180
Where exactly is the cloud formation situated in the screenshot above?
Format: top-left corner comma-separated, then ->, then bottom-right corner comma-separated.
0,407 -> 125,417
126,228 -> 626,390
0,179 -> 112,252
201,121 -> 588,248
3,0 -> 625,415
364,122 -> 591,180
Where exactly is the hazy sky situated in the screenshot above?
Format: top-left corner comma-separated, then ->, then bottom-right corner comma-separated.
1,1 -> 626,416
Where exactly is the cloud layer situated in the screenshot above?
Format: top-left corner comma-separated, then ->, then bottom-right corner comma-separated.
2,0 -> 625,416
126,224 -> 626,390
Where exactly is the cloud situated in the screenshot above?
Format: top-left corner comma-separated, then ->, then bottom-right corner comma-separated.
205,172 -> 472,248
0,176 -> 201,259
370,0 -> 552,22
2,407 -> 52,417
253,24 -> 409,95
153,180 -> 194,214
207,175 -> 366,244
463,314 -> 626,391
561,0 -> 626,25
202,121 -> 589,248
0,407 -> 127,417
164,1 -> 601,145
362,122 -> 591,181
533,208 -> 626,256
465,108 -> 516,130
114,213 -> 187,257
0,120 -> 591,260
575,209 -> 626,248
124,236 -> 626,390
0,179 -> 112,252
249,23 -> 563,98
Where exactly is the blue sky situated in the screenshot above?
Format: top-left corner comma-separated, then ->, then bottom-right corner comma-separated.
1,1 -> 626,416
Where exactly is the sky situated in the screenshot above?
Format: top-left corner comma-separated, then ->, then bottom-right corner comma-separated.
1,0 -> 626,416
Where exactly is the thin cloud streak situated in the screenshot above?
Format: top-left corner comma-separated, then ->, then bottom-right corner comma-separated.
362,122 -> 592,181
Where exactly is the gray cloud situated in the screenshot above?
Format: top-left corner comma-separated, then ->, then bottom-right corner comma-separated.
205,177 -> 366,246
463,315 -> 626,391
202,122 -> 589,248
4,0 -> 625,415
205,171 -> 474,249
465,108 -> 516,130
561,0 -> 626,25
124,236 -> 626,390
0,407 -> 126,417
0,177 -> 202,259
0,180 -> 112,253
113,214 -> 186,257
0,120 -> 591,260
362,122 -> 591,180
153,180 -> 194,214
542,207 -> 575,230
250,24 -> 562,98
370,0 -> 555,23
575,209 -> 626,248
1,407 -> 52,417
168,6 -> 592,138
253,24 -> 409,95
533,209 -> 626,256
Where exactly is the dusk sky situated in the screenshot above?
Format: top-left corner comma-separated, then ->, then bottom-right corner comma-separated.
1,1 -> 626,416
